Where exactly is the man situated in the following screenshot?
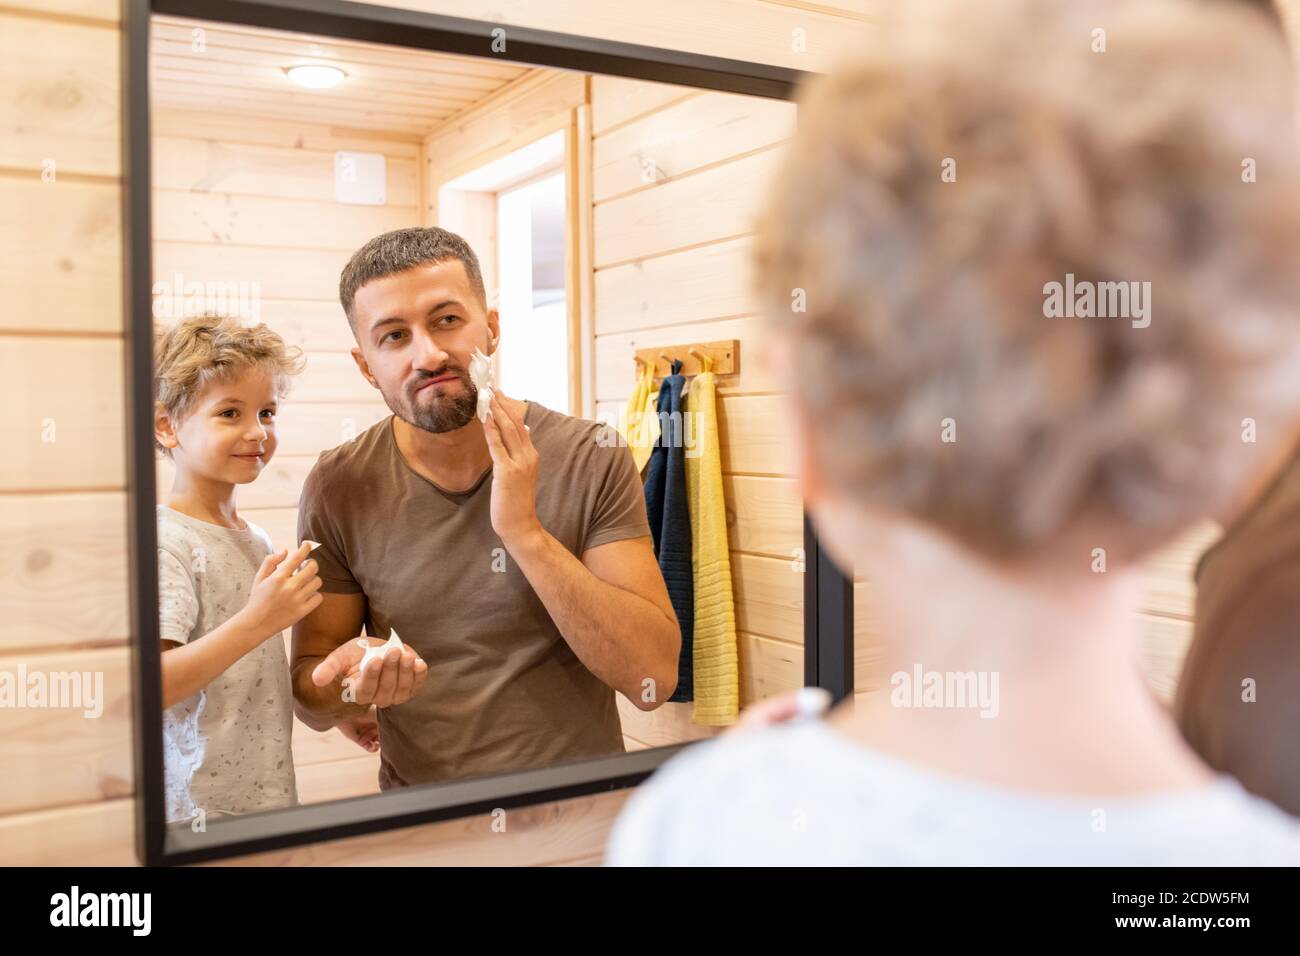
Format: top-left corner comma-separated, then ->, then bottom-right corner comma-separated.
1175,442 -> 1300,815
290,227 -> 680,788
606,0 -> 1300,864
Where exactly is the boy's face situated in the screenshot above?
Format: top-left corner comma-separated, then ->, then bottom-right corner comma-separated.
157,367 -> 280,483
349,259 -> 500,434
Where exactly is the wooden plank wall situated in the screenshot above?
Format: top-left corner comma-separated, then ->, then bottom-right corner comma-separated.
587,78 -> 812,748
0,0 -> 872,866
852,523 -> 1221,704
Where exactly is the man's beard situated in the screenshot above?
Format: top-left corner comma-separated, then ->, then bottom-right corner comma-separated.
390,370 -> 479,434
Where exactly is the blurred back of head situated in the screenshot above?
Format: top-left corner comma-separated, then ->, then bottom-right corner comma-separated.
755,0 -> 1300,570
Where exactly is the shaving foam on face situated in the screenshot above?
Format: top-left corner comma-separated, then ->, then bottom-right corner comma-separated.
468,346 -> 495,422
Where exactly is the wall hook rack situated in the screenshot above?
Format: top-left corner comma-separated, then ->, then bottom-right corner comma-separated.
633,339 -> 738,379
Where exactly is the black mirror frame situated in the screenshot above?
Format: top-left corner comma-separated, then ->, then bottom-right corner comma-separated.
123,0 -> 854,866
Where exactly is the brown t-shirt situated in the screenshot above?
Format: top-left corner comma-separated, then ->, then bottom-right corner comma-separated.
296,400 -> 652,788
1174,443 -> 1300,816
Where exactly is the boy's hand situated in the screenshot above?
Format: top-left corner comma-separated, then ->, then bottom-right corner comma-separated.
238,541 -> 323,639
336,707 -> 380,752
729,687 -> 833,734
310,636 -> 428,709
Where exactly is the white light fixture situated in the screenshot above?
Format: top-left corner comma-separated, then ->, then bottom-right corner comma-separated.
285,64 -> 346,89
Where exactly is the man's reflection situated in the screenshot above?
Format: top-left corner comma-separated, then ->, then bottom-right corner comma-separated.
290,227 -> 681,788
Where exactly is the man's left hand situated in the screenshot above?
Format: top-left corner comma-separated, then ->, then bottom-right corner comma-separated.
483,388 -> 542,546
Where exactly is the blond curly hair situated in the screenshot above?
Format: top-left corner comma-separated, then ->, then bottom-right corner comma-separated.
753,0 -> 1300,567
154,314 -> 306,458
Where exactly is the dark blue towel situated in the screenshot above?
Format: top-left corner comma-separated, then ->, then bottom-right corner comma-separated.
643,359 -> 694,703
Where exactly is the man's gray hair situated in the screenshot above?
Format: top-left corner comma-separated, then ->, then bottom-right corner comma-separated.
339,227 -> 487,330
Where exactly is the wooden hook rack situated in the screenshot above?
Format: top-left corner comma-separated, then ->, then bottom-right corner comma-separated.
634,339 -> 739,379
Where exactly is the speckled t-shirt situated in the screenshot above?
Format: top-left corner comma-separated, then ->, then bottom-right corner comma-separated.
156,504 -> 298,823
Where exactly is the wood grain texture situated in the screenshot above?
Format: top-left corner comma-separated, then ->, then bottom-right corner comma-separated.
0,177 -> 122,334
6,0 -> 1211,870
149,16 -> 530,136
0,13 -> 119,177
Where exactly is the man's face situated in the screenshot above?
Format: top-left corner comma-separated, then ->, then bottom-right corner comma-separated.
350,260 -> 498,434
158,367 -> 280,483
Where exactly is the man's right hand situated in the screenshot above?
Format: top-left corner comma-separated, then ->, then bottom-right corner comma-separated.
238,541 -> 323,639
310,635 -> 428,708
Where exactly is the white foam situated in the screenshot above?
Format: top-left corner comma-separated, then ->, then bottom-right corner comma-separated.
469,346 -> 495,422
355,631 -> 404,677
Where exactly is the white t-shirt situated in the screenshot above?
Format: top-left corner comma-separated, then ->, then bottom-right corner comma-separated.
604,717 -> 1300,866
157,505 -> 298,824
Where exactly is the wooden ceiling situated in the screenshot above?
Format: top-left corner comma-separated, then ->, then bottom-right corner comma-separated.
150,16 -> 537,137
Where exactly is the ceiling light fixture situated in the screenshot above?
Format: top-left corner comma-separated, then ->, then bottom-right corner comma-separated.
285,64 -> 346,89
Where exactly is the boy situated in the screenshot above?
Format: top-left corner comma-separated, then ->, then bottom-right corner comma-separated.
153,313 -> 321,824
607,0 -> 1300,864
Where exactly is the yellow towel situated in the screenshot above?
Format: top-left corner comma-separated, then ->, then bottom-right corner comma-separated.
620,358 -> 660,474
684,362 -> 739,724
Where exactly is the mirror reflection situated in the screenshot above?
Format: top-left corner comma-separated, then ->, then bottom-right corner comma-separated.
147,15 -> 801,833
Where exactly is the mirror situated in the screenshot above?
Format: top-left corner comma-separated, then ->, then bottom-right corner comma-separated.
130,1 -> 841,862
